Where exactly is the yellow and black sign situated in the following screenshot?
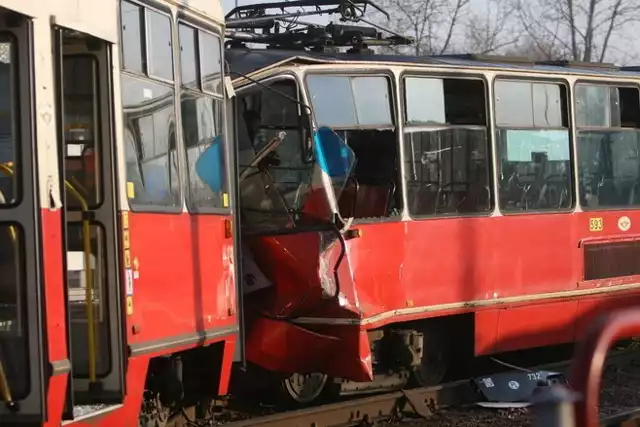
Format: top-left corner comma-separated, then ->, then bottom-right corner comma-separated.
589,217 -> 603,232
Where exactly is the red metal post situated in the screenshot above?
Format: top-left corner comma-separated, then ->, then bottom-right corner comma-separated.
569,308 -> 640,427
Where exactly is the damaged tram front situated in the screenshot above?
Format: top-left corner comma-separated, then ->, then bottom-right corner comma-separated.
225,8 -> 416,400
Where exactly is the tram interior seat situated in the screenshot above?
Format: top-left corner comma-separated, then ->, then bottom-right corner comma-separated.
339,177 -> 395,218
337,129 -> 399,219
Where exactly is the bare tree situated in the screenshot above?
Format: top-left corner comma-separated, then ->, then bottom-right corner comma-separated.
504,35 -> 569,61
375,0 -> 470,55
513,0 -> 640,63
463,0 -> 521,54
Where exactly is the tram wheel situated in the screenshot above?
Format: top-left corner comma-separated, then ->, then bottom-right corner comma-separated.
279,372 -> 338,407
410,326 -> 448,387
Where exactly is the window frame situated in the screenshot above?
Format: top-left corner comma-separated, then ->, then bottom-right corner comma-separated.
119,0 -> 174,83
304,70 -> 396,131
177,18 -> 229,214
119,0 -> 182,213
400,70 -> 494,220
573,78 -> 640,212
492,75 -> 575,215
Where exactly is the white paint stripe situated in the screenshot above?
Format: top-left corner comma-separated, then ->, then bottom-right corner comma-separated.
291,282 -> 640,326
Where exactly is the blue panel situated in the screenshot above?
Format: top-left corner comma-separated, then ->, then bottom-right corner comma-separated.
314,127 -> 355,178
195,135 -> 225,193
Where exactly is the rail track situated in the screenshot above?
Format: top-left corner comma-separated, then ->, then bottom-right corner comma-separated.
206,347 -> 640,427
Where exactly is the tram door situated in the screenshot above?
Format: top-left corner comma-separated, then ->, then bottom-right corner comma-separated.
52,27 -> 126,418
0,8 -> 48,424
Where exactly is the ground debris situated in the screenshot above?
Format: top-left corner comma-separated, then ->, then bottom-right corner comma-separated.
387,357 -> 640,426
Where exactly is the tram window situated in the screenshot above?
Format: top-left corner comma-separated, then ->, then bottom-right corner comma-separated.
403,76 -> 491,216
306,75 -> 393,128
181,93 -> 227,208
0,224 -> 29,398
200,31 -> 222,95
405,78 -> 486,126
495,80 -> 571,212
0,40 -> 17,205
178,23 -> 227,210
178,24 -> 198,89
120,1 -> 144,74
236,79 -> 318,228
576,83 -> 640,209
121,74 -> 181,207
63,56 -> 101,208
495,81 -> 563,128
405,77 -> 446,124
66,223 -> 110,377
146,9 -> 173,81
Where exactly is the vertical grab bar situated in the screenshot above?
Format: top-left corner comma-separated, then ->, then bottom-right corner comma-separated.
63,182 -> 97,385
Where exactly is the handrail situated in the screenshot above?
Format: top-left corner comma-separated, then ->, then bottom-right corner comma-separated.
0,162 -> 98,385
63,181 -> 97,384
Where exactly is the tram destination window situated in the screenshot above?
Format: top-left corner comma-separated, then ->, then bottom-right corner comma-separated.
494,80 -> 572,212
404,76 -> 492,216
0,40 -> 17,205
178,23 -> 227,210
575,83 -> 640,209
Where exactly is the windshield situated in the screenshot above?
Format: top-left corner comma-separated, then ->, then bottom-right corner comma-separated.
236,77 -> 361,232
237,79 -> 331,232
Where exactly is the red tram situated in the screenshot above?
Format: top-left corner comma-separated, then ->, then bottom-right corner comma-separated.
226,0 -> 640,404
3,0 -> 640,425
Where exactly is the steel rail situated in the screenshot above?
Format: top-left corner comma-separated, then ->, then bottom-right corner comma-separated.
219,348 -> 640,427
221,379 -> 478,427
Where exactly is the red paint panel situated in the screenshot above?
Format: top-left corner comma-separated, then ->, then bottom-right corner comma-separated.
328,210 -> 640,325
575,292 -> 640,336
476,301 -> 577,355
43,372 -> 68,427
40,209 -> 68,364
347,214 -> 577,322
126,213 -> 237,344
474,310 -> 500,355
245,317 -> 373,381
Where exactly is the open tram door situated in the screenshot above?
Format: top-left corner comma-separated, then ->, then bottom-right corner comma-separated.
0,7 -> 49,425
51,25 -> 126,419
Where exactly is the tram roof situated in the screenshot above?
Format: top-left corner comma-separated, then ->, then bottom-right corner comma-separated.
226,48 -> 640,81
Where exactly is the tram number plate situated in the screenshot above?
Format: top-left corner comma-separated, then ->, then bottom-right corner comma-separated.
527,372 -> 543,381
589,217 -> 603,232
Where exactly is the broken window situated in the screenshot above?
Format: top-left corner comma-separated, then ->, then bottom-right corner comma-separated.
236,78 -> 320,231
307,74 -> 400,219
